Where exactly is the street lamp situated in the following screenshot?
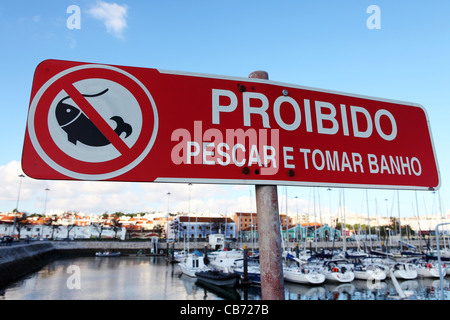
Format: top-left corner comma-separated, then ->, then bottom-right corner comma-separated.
167,192 -> 171,215
166,191 -> 171,240
11,174 -> 25,237
44,188 -> 50,213
41,188 -> 50,239
188,183 -> 192,251
295,196 -> 299,242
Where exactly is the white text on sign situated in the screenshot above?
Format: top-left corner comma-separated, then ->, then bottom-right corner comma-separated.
211,89 -> 397,141
169,88 -> 423,180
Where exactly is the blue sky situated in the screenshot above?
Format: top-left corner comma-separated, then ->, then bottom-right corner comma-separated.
0,1 -> 449,222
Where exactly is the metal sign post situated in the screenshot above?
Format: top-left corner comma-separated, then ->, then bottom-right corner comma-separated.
250,71 -> 285,300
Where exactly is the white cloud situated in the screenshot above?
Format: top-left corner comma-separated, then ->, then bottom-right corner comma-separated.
87,1 -> 128,39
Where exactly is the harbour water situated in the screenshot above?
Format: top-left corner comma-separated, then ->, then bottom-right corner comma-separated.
1,255 -> 449,301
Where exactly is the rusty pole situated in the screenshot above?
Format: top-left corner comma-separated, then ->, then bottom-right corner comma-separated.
249,71 -> 285,300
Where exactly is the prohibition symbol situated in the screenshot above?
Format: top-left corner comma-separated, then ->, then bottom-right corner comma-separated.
27,64 -> 159,180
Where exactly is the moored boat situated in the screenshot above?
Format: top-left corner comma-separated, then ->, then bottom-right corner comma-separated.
95,251 -> 121,257
353,263 -> 386,281
195,270 -> 240,287
388,262 -> 418,280
283,265 -> 326,285
319,261 -> 355,283
415,261 -> 440,278
234,265 -> 261,284
179,251 -> 211,277
208,249 -> 243,273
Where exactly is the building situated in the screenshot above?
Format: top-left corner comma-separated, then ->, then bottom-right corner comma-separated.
0,223 -> 126,240
232,212 -> 257,232
167,216 -> 236,240
232,212 -> 293,233
0,211 -> 155,240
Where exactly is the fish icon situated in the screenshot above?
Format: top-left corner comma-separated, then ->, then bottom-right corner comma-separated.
55,88 -> 133,147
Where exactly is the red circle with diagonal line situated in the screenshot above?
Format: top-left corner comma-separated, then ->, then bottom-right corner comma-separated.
29,64 -> 158,179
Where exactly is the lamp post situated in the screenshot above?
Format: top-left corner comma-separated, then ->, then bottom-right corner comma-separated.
41,188 -> 50,239
188,183 -> 192,251
295,196 -> 299,242
11,174 -> 25,237
166,192 -> 172,240
44,188 -> 50,213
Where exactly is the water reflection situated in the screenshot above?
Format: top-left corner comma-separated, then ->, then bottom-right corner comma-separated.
0,256 -> 449,300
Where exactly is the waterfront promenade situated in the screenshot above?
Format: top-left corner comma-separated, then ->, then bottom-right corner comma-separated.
50,238 -> 431,254
1,237 -> 432,255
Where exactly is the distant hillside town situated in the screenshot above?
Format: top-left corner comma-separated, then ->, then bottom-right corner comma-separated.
0,209 -> 449,242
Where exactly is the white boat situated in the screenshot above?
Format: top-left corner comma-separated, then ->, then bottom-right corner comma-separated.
95,251 -> 120,257
353,263 -> 386,281
173,250 -> 188,262
319,261 -> 355,283
388,263 -> 418,280
179,251 -> 211,277
208,249 -> 243,273
345,249 -> 369,259
283,253 -> 325,284
443,262 -> 450,275
283,265 -> 326,285
415,261 -> 440,278
388,268 -> 415,300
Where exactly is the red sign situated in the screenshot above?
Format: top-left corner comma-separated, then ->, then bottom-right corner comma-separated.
22,59 -> 440,190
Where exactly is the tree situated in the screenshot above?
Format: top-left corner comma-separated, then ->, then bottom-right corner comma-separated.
45,216 -> 60,239
93,221 -> 107,240
66,224 -> 76,239
111,213 -> 123,239
170,219 -> 180,240
14,213 -> 28,239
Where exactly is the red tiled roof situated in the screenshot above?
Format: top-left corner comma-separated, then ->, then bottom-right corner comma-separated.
0,216 -> 15,222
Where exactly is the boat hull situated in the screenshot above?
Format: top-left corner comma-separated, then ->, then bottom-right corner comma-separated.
234,267 -> 261,284
391,270 -> 417,280
353,264 -> 387,281
323,271 -> 355,283
195,271 -> 240,287
354,269 -> 386,281
284,268 -> 325,285
416,264 -> 440,278
95,252 -> 120,257
179,253 -> 210,277
179,262 -> 210,277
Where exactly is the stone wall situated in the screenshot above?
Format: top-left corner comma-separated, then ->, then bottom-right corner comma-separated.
0,242 -> 57,287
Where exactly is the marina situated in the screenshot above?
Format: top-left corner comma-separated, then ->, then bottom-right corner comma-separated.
0,255 -> 449,300
1,240 -> 450,300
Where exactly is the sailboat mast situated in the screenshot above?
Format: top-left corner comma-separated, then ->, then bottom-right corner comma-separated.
340,188 -> 346,253
366,189 -> 372,250
397,190 -> 401,245
415,191 -> 423,252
